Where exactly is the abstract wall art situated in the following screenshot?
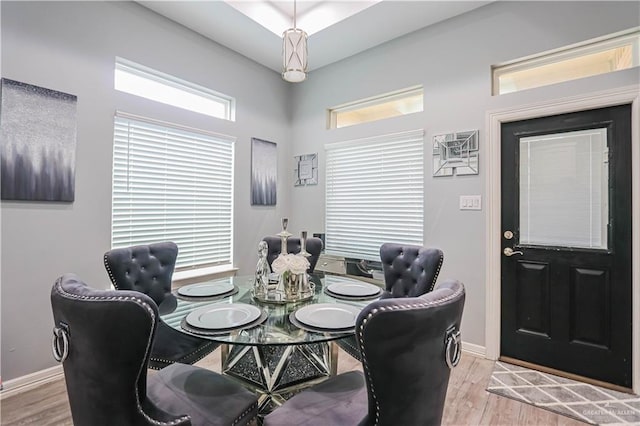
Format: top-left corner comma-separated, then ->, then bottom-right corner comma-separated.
251,137 -> 277,205
0,78 -> 78,201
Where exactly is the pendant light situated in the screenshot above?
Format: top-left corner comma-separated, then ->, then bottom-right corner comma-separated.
282,0 -> 308,83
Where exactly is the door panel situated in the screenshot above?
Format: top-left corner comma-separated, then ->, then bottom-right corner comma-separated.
501,104 -> 632,388
571,267 -> 609,348
516,261 -> 550,336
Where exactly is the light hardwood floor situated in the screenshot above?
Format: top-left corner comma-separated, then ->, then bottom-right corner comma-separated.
1,350 -> 585,425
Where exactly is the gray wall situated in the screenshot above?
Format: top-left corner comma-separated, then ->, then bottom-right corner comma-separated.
288,1 -> 640,349
1,0 -> 639,382
1,1 -> 291,381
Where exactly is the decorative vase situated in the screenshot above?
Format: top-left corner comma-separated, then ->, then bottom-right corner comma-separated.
253,241 -> 270,298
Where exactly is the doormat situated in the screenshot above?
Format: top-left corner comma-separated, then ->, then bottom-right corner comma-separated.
487,361 -> 640,425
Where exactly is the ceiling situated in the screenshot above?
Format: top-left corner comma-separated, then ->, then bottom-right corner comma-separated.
139,1 -> 492,74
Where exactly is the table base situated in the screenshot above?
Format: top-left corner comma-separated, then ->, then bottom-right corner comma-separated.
221,342 -> 338,415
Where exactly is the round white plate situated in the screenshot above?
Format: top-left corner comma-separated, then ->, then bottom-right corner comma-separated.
185,303 -> 262,330
178,281 -> 234,297
327,281 -> 381,298
294,303 -> 362,330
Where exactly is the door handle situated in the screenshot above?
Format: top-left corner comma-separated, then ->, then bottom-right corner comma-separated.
503,247 -> 524,257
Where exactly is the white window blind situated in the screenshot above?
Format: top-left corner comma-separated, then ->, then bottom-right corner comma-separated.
519,128 -> 608,249
325,129 -> 425,261
112,114 -> 235,270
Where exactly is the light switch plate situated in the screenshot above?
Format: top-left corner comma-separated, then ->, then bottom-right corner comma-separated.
460,195 -> 482,210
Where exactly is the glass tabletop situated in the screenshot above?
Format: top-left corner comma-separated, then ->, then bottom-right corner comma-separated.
160,274 -> 381,346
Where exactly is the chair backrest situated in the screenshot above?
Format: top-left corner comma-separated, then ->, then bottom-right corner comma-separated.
262,236 -> 323,273
103,242 -> 178,306
356,279 -> 465,426
50,273 -> 187,426
379,243 -> 444,297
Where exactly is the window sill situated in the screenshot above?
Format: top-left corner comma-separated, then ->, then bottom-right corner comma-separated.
173,265 -> 238,287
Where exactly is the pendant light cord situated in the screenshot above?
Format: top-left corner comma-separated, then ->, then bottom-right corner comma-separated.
293,0 -> 297,29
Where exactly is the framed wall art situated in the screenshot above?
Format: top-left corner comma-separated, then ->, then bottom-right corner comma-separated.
251,137 -> 277,205
433,130 -> 479,177
0,78 -> 78,201
294,153 -> 318,186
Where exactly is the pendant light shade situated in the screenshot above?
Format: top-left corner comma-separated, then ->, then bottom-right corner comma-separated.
282,0 -> 307,83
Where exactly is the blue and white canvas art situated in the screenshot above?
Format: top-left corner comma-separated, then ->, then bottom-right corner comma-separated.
0,78 -> 77,201
251,138 -> 277,206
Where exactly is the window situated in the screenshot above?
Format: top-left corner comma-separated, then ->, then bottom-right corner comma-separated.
328,86 -> 423,129
115,58 -> 235,121
520,128 -> 608,249
493,29 -> 639,95
112,114 -> 234,270
325,129 -> 424,260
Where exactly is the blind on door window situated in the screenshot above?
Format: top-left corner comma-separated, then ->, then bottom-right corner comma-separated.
325,129 -> 424,261
112,114 -> 235,270
519,128 -> 608,249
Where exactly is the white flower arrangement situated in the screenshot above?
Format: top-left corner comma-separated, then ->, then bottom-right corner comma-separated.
272,253 -> 310,275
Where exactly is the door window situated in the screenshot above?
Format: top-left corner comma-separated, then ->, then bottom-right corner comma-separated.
519,128 -> 608,249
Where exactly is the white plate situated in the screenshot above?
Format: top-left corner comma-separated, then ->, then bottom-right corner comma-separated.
327,281 -> 381,298
185,303 -> 262,330
294,303 -> 362,330
178,281 -> 234,297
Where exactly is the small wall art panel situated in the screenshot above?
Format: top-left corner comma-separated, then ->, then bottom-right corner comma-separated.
0,78 -> 77,201
433,130 -> 479,177
251,137 -> 277,205
294,153 -> 318,186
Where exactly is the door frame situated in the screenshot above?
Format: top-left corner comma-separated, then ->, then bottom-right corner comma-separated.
485,85 -> 640,393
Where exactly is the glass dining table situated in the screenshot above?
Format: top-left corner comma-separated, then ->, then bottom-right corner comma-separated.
160,273 -> 381,414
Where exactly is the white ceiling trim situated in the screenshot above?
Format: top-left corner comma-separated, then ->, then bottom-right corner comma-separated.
226,1 -> 381,37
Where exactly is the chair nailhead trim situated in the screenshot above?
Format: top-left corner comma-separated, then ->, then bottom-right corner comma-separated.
357,284 -> 464,426
429,255 -> 444,292
150,341 -> 217,369
103,254 -> 120,290
231,402 -> 258,425
54,278 -> 190,426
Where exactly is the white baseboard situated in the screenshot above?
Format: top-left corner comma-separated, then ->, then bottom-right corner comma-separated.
462,341 -> 486,358
0,364 -> 64,400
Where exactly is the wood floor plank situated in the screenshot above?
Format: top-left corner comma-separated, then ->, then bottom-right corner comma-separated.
478,392 -> 523,425
442,356 -> 497,425
517,401 -> 569,426
1,379 -> 72,426
0,351 -> 588,425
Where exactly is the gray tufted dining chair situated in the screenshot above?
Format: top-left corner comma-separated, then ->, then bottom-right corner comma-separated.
103,242 -> 218,370
264,279 -> 465,426
262,236 -> 323,273
337,243 -> 444,361
378,243 -> 444,298
51,273 -> 258,426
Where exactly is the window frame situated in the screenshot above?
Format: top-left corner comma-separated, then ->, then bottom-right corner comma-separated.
327,86 -> 424,129
115,57 -> 236,121
492,28 -> 640,95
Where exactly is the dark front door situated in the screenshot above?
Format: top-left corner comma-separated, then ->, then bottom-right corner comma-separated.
500,104 -> 632,388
